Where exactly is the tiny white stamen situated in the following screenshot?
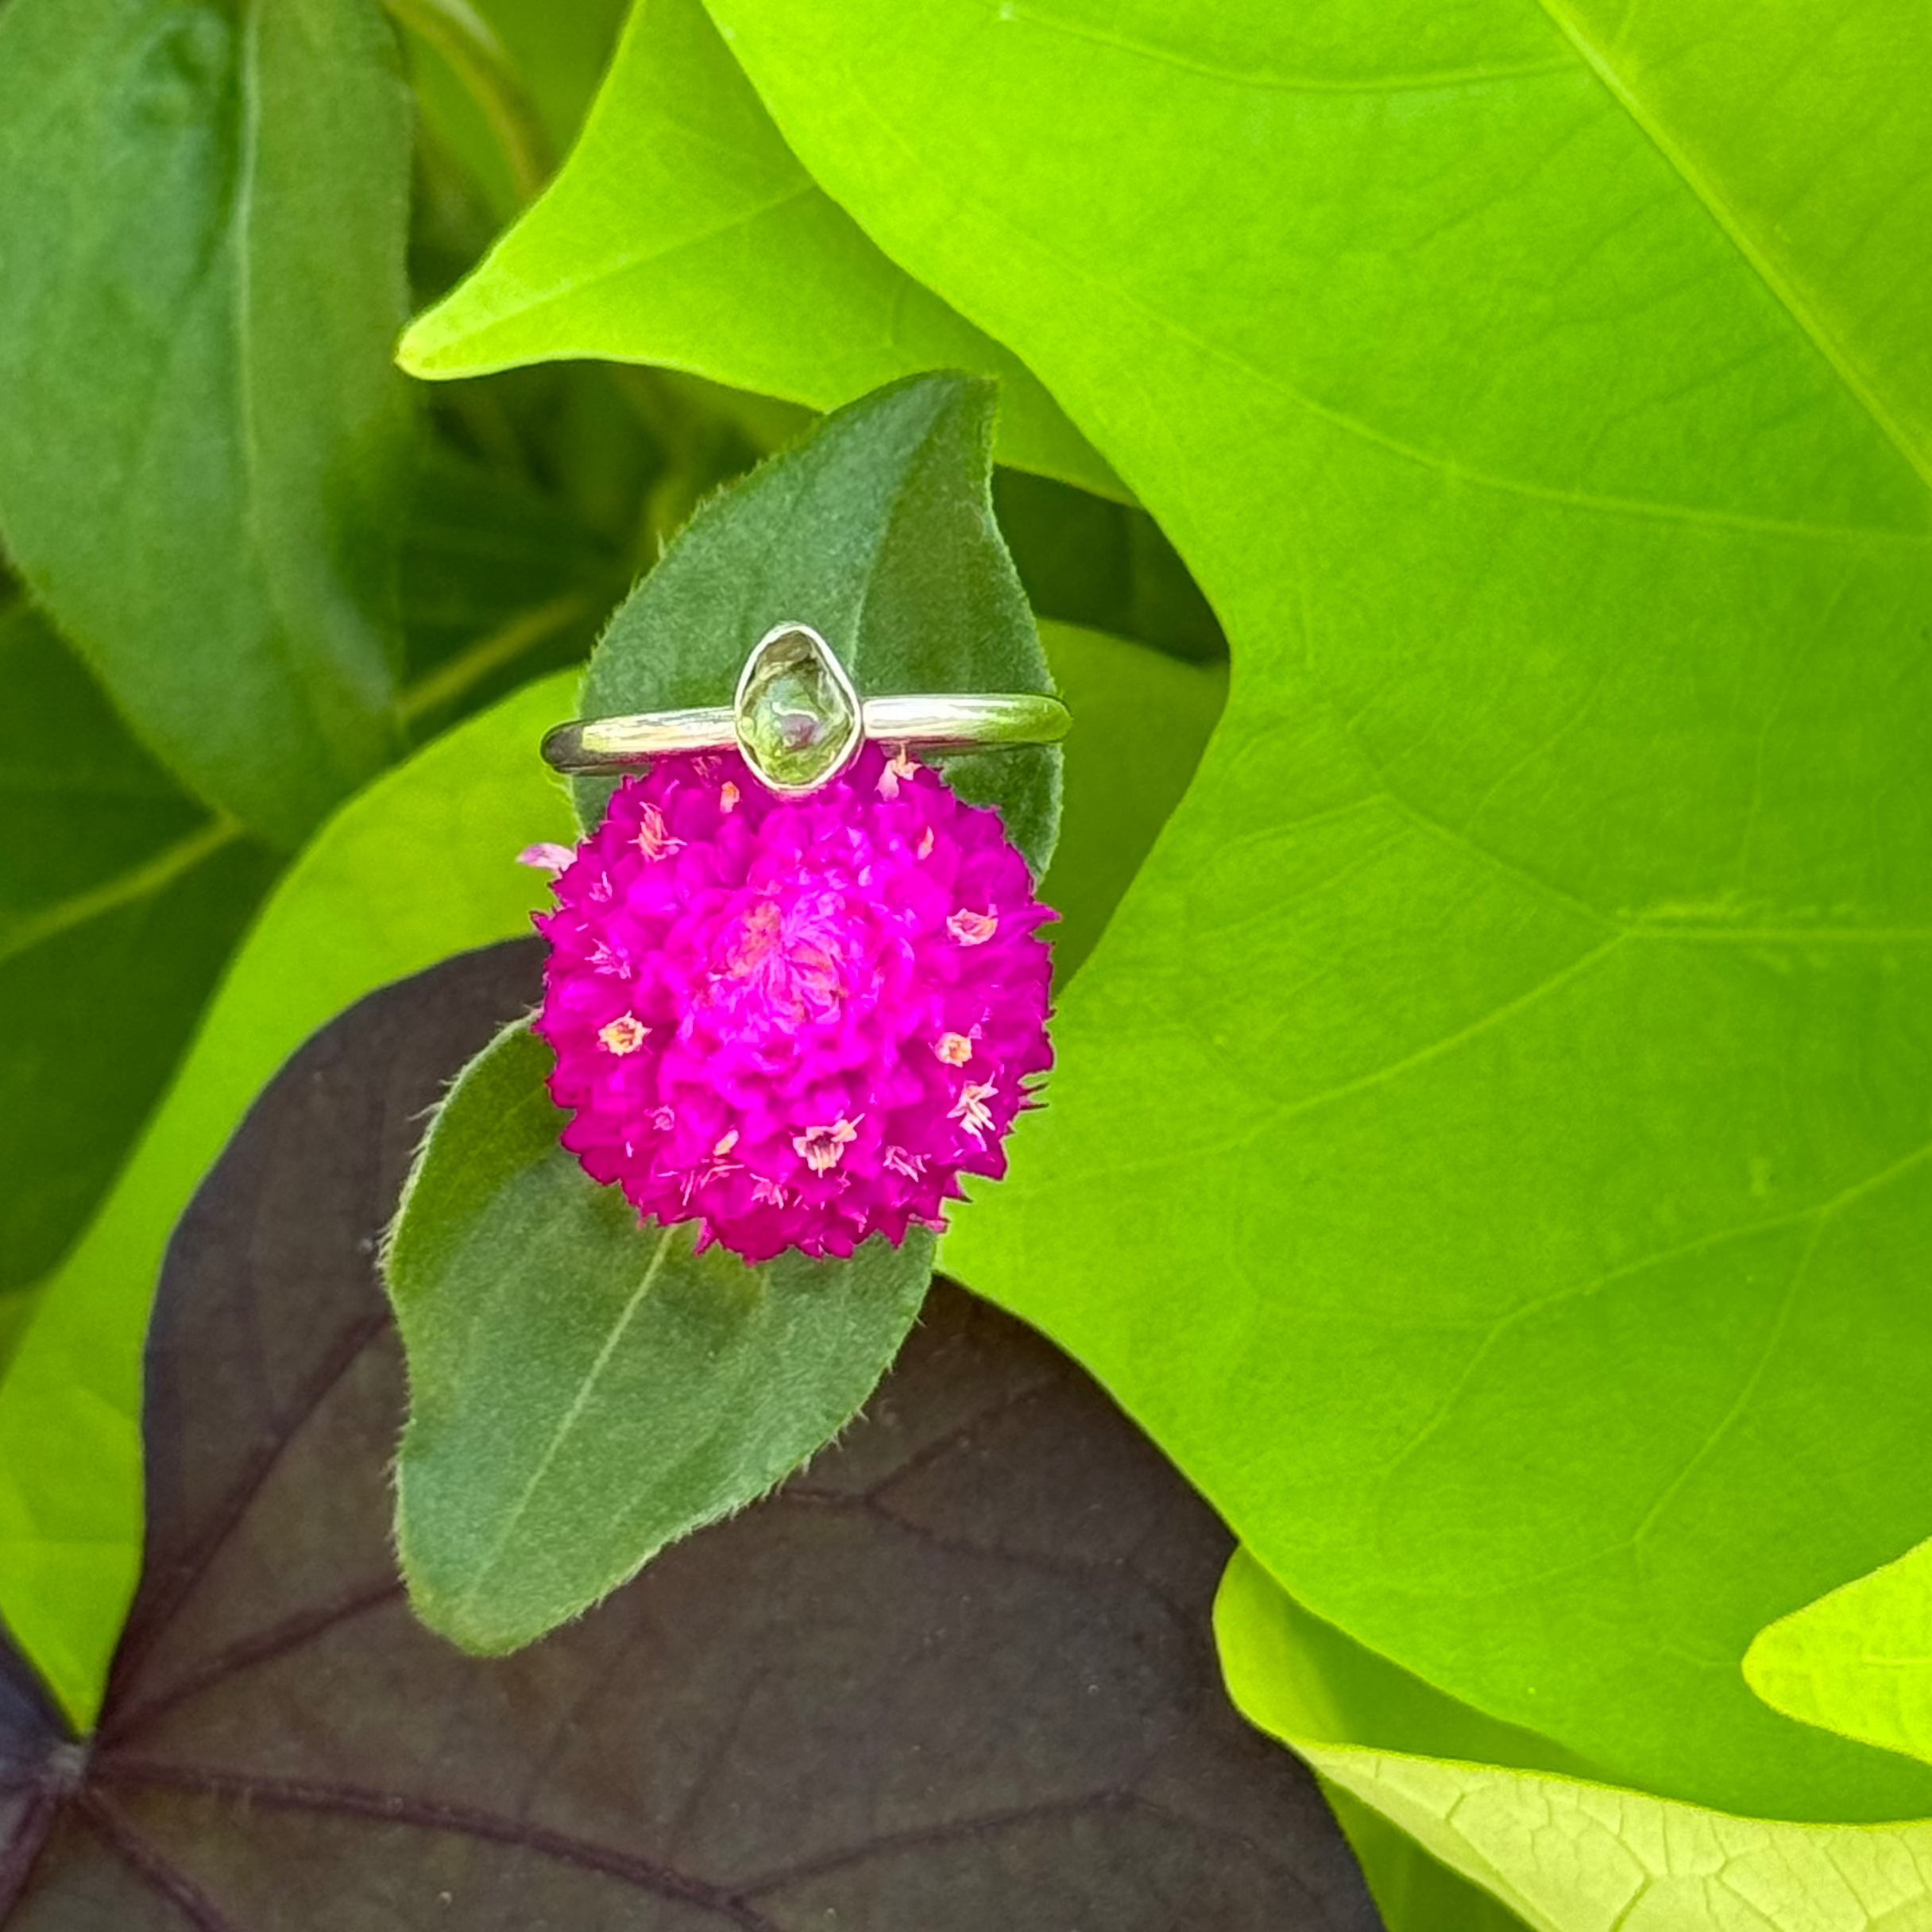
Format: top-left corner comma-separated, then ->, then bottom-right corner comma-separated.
947,908 -> 998,946
950,1080 -> 998,1141
719,782 -> 740,814
878,744 -> 920,799
794,1118 -> 860,1175
933,1033 -> 974,1067
597,1014 -> 647,1056
636,804 -> 683,862
516,842 -> 575,875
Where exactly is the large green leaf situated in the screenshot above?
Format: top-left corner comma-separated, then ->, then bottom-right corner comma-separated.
0,0 -> 413,848
0,671 -> 578,1729
388,1021 -> 933,1652
398,0 -> 1121,500
385,373 -> 1060,1652
1219,1551 -> 1932,1932
709,0 -> 1932,1818
0,601 -> 278,1292
1746,1538 -> 1932,1772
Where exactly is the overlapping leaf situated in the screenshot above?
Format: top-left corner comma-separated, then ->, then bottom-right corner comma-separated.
1747,1536 -> 1932,1772
0,673 -> 579,1729
695,0 -> 1932,1818
388,1020 -> 936,1652
399,0 -> 1120,498
1219,1554 -> 1932,1932
572,373 -> 1061,862
0,0 -> 415,848
0,945 -> 1375,1925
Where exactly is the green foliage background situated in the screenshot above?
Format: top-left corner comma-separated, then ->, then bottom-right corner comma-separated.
0,0 -> 1927,1925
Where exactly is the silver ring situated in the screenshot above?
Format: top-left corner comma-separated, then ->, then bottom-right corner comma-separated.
542,622 -> 1070,798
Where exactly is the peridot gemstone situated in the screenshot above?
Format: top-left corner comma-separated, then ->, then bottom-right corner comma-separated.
733,625 -> 862,792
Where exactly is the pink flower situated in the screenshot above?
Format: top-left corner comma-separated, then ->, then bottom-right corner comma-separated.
532,744 -> 1055,1263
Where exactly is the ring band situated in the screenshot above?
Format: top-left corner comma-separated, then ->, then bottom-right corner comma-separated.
542,622 -> 1069,798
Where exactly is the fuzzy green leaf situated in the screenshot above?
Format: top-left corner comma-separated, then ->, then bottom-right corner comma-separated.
1746,1539 -> 1932,1772
386,1020 -> 932,1652
398,0 -> 1120,500
383,372 -> 1058,1652
574,371 -> 1063,868
1219,1551 -> 1932,1932
713,0 -> 1932,1820
0,0 -> 414,847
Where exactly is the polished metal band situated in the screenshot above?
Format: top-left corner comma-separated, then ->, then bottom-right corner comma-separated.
542,694 -> 1070,774
541,620 -> 1068,795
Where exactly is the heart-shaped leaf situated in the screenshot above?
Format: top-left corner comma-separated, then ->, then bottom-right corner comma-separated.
709,0 -> 1932,1820
0,0 -> 413,848
0,944 -> 1377,1930
398,0 -> 1120,500
384,371 -> 1061,1652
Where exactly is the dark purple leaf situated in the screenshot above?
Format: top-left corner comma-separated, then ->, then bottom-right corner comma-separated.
0,943 -> 1380,1930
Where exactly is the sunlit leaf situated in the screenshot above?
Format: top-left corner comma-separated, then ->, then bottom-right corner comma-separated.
711,0 -> 1932,1817
1220,1551 -> 1932,1932
399,0 -> 1121,500
1746,1536 -> 1932,1772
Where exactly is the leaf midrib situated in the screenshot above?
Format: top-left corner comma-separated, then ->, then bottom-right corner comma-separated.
1533,0 -> 1932,497
452,1221 -> 680,1625
0,817 -> 243,968
823,63 -> 1926,543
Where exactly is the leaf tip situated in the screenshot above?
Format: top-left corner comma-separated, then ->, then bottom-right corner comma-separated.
394,309 -> 470,381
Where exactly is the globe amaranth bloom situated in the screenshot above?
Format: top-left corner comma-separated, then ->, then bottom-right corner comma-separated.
531,742 -> 1054,1264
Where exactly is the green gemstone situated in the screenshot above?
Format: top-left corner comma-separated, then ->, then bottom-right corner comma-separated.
734,626 -> 862,792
